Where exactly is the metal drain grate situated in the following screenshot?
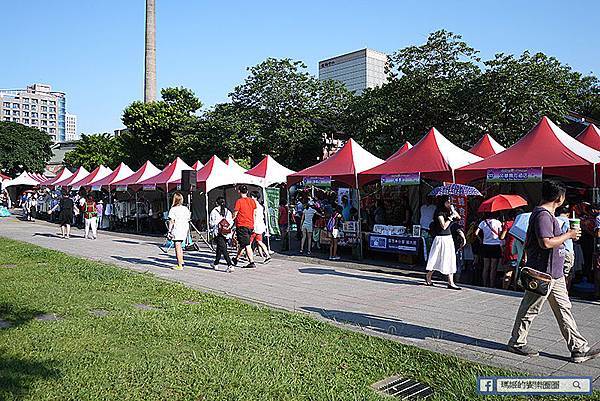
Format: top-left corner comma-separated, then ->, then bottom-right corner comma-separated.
372,375 -> 434,399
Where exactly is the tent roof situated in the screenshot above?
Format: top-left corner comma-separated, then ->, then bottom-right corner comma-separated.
111,161 -> 162,187
288,138 -> 384,187
359,128 -> 482,185
137,157 -> 192,189
43,167 -> 73,186
70,165 -> 113,189
386,141 -> 413,161
469,133 -> 506,158
246,155 -> 295,187
192,160 -> 204,170
183,155 -> 261,192
456,116 -> 600,186
0,172 -> 10,181
52,166 -> 89,188
3,171 -> 41,188
92,163 -> 135,188
225,157 -> 247,174
576,124 -> 600,151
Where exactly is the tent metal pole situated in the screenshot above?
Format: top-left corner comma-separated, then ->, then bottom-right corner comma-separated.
452,169 -> 456,184
205,189 -> 210,239
135,191 -> 139,233
355,173 -> 363,260
262,184 -> 271,252
287,187 -> 292,253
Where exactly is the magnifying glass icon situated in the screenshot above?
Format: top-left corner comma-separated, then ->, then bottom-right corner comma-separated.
573,381 -> 581,389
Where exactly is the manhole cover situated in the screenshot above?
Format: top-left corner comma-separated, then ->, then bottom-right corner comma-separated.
0,319 -> 12,328
133,304 -> 158,311
0,264 -> 17,268
372,375 -> 433,399
35,313 -> 62,322
89,309 -> 110,317
182,300 -> 202,305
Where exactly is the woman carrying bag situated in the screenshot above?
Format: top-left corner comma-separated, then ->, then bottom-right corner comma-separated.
209,197 -> 235,272
167,192 -> 191,270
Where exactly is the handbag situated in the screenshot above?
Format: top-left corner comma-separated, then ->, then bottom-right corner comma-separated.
519,267 -> 552,296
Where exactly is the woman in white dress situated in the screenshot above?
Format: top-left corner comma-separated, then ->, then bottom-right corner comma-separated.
167,192 -> 191,270
425,195 -> 462,290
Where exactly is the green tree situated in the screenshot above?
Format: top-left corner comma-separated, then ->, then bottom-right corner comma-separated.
346,30 -> 483,157
63,133 -> 124,171
120,87 -> 202,168
229,58 -> 354,168
471,51 -> 599,146
0,122 -> 53,176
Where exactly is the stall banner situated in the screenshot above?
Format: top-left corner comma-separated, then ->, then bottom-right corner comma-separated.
115,185 -> 128,192
487,168 -> 542,183
303,176 -> 331,187
381,173 -> 420,186
450,195 -> 468,229
143,184 -> 156,190
265,187 -> 281,236
91,185 -> 101,191
368,234 -> 420,255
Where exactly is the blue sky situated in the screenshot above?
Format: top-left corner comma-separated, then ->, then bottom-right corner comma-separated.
2,0 -> 598,134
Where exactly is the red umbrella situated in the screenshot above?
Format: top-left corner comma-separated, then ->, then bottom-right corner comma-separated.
478,194 -> 527,213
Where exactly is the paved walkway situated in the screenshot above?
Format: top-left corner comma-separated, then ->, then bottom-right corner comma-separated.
2,215 -> 600,387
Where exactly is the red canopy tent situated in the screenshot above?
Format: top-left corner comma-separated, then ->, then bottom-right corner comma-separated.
359,128 -> 482,185
469,133 -> 506,158
51,166 -> 89,188
137,157 -> 192,190
111,161 -> 162,188
0,172 -> 10,181
456,117 -> 600,186
386,141 -> 413,161
70,165 -> 113,190
192,160 -> 204,170
91,163 -> 135,189
288,139 -> 383,187
43,167 -> 73,187
576,124 -> 600,151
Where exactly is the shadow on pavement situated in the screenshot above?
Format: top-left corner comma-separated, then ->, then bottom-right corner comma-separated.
111,255 -> 173,269
302,306 -> 509,352
298,267 -> 426,287
111,239 -> 141,245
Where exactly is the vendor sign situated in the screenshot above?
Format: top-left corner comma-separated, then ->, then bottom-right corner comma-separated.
91,185 -> 102,191
381,173 -> 420,186
487,168 -> 542,183
303,176 -> 331,187
143,184 -> 156,190
265,187 -> 281,236
115,185 -> 128,192
368,234 -> 420,255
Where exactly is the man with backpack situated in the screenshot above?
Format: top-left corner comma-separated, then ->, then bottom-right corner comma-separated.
209,197 -> 234,272
507,180 -> 600,363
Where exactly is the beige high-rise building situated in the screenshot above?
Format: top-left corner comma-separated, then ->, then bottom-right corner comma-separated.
65,113 -> 78,141
319,48 -> 388,94
0,83 -> 67,143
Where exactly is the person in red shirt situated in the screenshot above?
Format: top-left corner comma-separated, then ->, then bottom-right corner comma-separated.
232,185 -> 256,268
278,199 -> 289,251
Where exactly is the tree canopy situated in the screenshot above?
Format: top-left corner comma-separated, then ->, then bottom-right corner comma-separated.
63,133 -> 124,171
0,122 -> 53,176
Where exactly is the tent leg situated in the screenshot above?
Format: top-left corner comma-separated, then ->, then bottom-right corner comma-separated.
262,186 -> 271,252
355,174 -> 363,260
135,192 -> 139,233
287,188 -> 292,253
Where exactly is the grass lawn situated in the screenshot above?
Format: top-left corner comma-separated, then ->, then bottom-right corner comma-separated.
0,237 -> 597,401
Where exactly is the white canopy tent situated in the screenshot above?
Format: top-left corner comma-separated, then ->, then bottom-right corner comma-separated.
3,171 -> 43,188
245,155 -> 295,187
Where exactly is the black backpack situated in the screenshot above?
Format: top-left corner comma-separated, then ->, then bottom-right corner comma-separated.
429,219 -> 440,237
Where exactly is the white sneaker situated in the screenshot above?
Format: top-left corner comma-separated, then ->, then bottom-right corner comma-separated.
210,263 -> 218,270
226,265 -> 235,273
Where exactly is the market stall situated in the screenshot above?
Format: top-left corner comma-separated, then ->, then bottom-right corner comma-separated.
287,138 -> 384,257
42,167 -> 73,188
469,133 -> 506,158
576,124 -> 600,151
49,166 -> 90,189
358,128 -> 482,263
69,165 -> 113,191
109,161 -> 163,232
225,157 -> 247,174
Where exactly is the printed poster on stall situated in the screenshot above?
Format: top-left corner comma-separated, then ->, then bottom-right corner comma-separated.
303,176 -> 331,187
450,195 -> 468,229
265,187 -> 281,236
